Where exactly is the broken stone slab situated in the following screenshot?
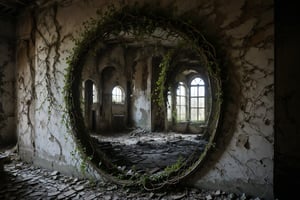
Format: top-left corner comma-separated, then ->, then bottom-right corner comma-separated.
206,194 -> 213,200
240,193 -> 247,200
215,190 -> 221,196
57,194 -> 66,200
106,185 -> 118,191
29,191 -> 44,197
149,192 -> 155,198
58,184 -> 68,191
170,193 -> 186,200
63,189 -> 76,197
48,191 -> 60,197
85,194 -> 98,200
103,194 -> 112,200
227,193 -> 236,199
74,185 -> 85,192
50,171 -> 59,176
72,194 -> 82,200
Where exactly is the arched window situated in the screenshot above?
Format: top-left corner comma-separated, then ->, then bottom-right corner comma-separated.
112,86 -> 125,104
176,82 -> 187,121
92,83 -> 98,103
83,80 -> 97,132
167,90 -> 172,121
84,80 -> 98,104
190,77 -> 205,121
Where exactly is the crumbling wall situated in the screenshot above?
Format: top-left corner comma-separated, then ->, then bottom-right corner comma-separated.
16,8 -> 101,179
188,0 -> 274,198
131,49 -> 152,130
15,0 -> 274,199
0,17 -> 16,147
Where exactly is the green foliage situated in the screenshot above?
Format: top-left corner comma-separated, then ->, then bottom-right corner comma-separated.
154,50 -> 173,108
154,156 -> 184,181
163,156 -> 184,175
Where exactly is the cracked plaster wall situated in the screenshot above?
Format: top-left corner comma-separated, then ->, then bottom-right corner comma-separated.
15,0 -> 273,199
0,17 -> 17,146
16,9 -> 101,180
131,53 -> 152,130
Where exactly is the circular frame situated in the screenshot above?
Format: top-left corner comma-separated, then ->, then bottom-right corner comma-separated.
64,5 -> 222,190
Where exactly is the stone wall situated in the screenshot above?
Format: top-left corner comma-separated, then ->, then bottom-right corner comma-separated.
0,17 -> 16,147
16,9 -> 100,179
15,0 -> 274,199
190,1 -> 274,198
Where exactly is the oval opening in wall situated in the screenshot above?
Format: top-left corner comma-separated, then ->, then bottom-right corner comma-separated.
65,5 -> 223,190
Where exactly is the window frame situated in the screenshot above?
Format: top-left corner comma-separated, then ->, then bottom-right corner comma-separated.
189,77 -> 205,122
168,75 -> 208,125
112,85 -> 125,104
176,82 -> 187,122
92,83 -> 98,103
167,90 -> 172,121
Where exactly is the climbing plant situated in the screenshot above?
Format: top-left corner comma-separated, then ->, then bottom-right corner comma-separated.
64,3 -> 222,191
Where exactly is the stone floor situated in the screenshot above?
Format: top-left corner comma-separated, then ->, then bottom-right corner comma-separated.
92,129 -> 207,173
0,138 -> 265,200
0,151 -> 262,200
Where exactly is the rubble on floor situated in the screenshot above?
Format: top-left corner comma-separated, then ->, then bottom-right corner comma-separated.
92,129 -> 207,173
0,151 -> 263,200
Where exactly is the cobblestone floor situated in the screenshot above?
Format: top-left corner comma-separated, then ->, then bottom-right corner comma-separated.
0,152 -> 263,200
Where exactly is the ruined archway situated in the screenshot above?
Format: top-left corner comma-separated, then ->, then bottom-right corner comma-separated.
65,5 -> 223,190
